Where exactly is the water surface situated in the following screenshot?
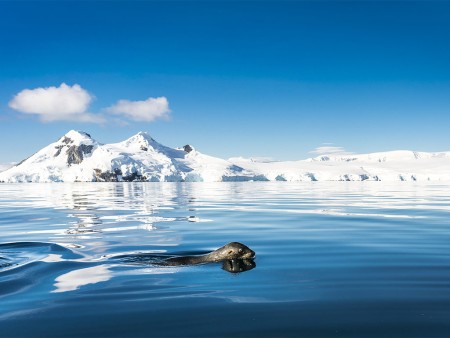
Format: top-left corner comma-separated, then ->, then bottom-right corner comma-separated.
1,182 -> 450,337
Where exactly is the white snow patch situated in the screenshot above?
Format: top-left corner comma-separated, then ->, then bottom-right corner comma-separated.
0,162 -> 16,172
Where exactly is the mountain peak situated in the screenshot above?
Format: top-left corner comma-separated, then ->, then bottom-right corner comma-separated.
64,130 -> 91,138
134,131 -> 154,141
121,131 -> 158,151
53,130 -> 98,166
59,130 -> 94,144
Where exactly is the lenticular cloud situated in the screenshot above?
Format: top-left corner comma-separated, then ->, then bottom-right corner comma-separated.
106,96 -> 170,122
8,83 -> 101,122
309,146 -> 353,156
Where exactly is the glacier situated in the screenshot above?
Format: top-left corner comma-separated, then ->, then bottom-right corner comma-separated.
0,130 -> 449,182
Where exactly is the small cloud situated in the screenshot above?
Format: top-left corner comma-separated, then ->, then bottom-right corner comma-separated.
8,83 -> 103,123
106,96 -> 170,122
250,157 -> 276,163
309,145 -> 353,156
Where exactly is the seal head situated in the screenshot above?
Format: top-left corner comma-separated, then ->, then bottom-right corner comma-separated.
207,242 -> 255,262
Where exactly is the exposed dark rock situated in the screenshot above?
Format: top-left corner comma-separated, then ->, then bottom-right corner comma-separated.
122,172 -> 144,182
140,146 -> 148,151
305,172 -> 318,181
82,144 -> 94,154
66,145 -> 94,166
54,145 -> 64,157
183,145 -> 193,153
62,136 -> 73,144
229,164 -> 244,172
93,169 -> 119,182
93,168 -> 145,182
66,146 -> 81,165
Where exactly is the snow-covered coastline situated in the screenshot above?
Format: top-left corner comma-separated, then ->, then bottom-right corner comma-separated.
1,130 -> 449,182
230,151 -> 450,182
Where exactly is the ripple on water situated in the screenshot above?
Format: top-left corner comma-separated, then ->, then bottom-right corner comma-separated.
0,242 -> 86,296
0,256 -> 12,269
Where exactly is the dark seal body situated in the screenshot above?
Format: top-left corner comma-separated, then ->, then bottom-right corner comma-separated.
163,242 -> 255,266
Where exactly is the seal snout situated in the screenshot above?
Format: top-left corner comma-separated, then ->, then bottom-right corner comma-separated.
245,248 -> 256,259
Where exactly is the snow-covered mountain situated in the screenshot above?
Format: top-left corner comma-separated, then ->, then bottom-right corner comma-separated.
0,130 -> 257,183
1,130 -> 449,182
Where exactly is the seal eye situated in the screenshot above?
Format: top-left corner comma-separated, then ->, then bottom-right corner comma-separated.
238,248 -> 243,253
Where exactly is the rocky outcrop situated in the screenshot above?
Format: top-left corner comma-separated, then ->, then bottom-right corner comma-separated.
183,145 -> 193,153
94,169 -> 119,182
66,144 -> 94,166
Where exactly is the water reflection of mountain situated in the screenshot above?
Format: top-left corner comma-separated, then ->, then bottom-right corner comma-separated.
3,182 -> 450,247
50,184 -> 187,237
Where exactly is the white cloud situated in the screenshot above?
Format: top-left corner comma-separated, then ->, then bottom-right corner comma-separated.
309,145 -> 353,156
106,96 -> 170,122
8,83 -> 103,123
8,84 -> 170,124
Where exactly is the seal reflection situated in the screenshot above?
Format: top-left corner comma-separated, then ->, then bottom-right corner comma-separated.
222,259 -> 256,273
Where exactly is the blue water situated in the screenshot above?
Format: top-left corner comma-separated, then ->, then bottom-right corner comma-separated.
1,182 -> 450,337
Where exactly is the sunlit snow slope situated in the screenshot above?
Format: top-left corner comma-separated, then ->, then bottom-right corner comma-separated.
1,130 -> 449,182
0,130 -> 256,182
230,151 -> 450,182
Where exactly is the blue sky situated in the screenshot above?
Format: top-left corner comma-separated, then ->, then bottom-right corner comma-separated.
1,1 -> 450,163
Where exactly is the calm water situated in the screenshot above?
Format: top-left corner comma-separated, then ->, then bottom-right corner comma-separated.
1,182 -> 450,337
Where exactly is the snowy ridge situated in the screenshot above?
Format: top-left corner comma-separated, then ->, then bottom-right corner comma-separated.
307,150 -> 450,163
1,130 -> 449,182
232,150 -> 450,182
0,130 -> 255,182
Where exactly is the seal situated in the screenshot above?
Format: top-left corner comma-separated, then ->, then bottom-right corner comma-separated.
163,242 -> 255,266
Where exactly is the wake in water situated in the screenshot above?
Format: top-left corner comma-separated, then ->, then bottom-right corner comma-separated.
0,242 -> 91,297
0,241 -> 256,302
0,256 -> 12,269
0,242 -> 83,271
